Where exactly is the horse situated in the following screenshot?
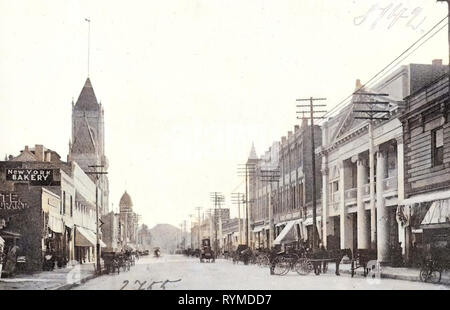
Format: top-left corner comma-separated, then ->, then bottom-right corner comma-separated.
309,248 -> 353,276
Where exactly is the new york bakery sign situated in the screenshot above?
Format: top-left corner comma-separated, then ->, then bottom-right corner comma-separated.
6,168 -> 53,185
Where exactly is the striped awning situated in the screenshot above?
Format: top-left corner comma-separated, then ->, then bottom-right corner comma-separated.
75,226 -> 106,248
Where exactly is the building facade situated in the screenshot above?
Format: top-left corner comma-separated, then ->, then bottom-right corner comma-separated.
318,61 -> 447,264
119,191 -> 140,250
0,145 -> 106,272
222,217 -> 245,253
399,70 -> 450,265
248,120 -> 322,250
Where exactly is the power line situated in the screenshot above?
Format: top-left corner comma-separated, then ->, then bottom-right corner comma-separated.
319,15 -> 448,122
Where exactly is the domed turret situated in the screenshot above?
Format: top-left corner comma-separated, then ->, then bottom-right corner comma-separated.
119,191 -> 133,212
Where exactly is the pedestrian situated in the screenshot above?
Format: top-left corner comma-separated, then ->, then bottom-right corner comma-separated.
269,244 -> 282,275
4,245 -> 19,277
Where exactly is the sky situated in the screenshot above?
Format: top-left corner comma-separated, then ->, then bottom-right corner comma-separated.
0,0 -> 448,229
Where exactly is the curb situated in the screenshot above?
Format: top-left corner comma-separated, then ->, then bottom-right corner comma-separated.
53,273 -> 97,290
338,268 -> 450,286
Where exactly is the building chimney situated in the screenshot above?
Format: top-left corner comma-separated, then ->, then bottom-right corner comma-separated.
294,125 -> 300,132
24,145 -> 29,152
8,155 -> 13,161
45,151 -> 52,162
432,59 -> 443,66
35,145 -> 44,161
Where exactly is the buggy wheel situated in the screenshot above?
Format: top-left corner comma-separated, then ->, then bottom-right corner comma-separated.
258,255 -> 270,268
273,258 -> 290,276
420,267 -> 441,283
295,259 -> 313,275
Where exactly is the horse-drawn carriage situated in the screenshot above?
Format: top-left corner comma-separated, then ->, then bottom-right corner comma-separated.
102,252 -> 132,274
200,238 -> 215,263
350,249 -> 378,277
270,245 -> 353,276
232,244 -> 252,265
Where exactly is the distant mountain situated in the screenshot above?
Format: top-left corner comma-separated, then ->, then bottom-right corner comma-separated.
149,223 -> 190,254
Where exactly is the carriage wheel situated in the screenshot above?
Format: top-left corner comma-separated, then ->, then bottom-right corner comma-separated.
259,255 -> 270,268
420,267 -> 441,284
273,257 -> 290,276
295,259 -> 313,276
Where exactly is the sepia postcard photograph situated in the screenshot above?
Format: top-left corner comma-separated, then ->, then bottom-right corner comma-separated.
1,0 -> 450,299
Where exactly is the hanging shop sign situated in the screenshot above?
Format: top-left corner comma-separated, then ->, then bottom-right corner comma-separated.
0,192 -> 29,215
6,168 -> 54,185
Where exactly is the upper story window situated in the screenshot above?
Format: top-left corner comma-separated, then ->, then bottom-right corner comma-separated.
432,127 -> 444,166
70,196 -> 73,217
62,191 -> 66,214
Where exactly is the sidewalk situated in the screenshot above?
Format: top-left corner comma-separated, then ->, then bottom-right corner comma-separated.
326,262 -> 450,285
0,262 -> 97,290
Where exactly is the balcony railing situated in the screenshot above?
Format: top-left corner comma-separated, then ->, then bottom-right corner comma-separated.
362,183 -> 371,199
345,188 -> 357,200
383,176 -> 398,192
331,191 -> 340,203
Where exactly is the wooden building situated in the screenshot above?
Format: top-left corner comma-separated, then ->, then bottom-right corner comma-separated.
399,71 -> 450,265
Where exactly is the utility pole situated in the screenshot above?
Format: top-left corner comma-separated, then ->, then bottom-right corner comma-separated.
86,165 -> 108,275
296,97 -> 326,252
210,192 -> 224,255
258,167 -> 281,249
231,193 -> 245,244
194,207 -> 202,249
188,214 -> 194,248
437,0 -> 450,116
353,91 -> 391,249
237,163 -> 256,246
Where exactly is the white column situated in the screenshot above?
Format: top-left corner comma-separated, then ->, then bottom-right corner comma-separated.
339,160 -> 347,249
396,136 -> 405,203
321,165 -> 329,248
369,122 -> 376,248
357,158 -> 369,249
268,183 -> 273,248
376,150 -> 389,263
396,136 -> 406,255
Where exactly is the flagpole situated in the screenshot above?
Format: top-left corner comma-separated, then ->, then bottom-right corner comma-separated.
85,18 -> 91,77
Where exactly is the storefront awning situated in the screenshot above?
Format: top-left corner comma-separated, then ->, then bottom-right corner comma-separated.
124,244 -> 137,251
253,226 -> 265,233
400,189 -> 450,206
48,214 -> 64,234
274,221 -> 296,245
421,199 -> 450,228
276,222 -> 287,227
0,230 -> 21,239
0,236 -> 4,247
75,226 -> 106,248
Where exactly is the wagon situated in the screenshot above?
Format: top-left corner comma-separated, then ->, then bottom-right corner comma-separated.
232,244 -> 252,265
200,238 -> 215,263
351,249 -> 377,277
102,252 -> 120,274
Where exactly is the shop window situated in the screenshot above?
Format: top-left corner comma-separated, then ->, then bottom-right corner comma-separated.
432,127 -> 444,166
